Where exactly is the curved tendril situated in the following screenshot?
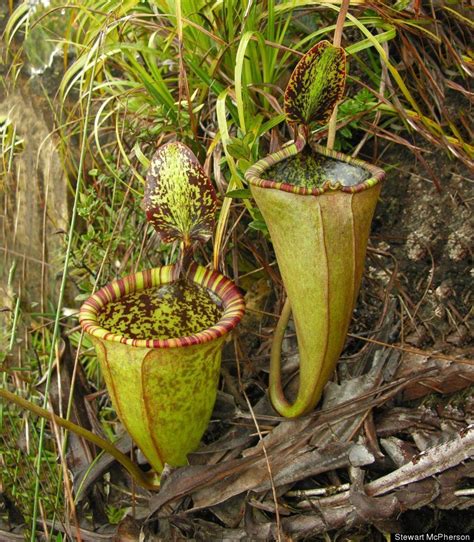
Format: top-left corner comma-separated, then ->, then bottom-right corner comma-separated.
0,389 -> 160,491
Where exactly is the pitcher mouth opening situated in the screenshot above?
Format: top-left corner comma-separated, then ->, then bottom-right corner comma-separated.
79,263 -> 245,349
245,141 -> 385,195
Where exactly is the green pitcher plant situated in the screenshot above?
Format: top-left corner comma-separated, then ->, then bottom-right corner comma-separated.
0,142 -> 244,488
79,142 -> 245,476
245,41 -> 385,418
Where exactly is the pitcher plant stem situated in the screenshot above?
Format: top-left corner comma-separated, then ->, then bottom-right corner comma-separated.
0,389 -> 159,491
269,297 -> 294,414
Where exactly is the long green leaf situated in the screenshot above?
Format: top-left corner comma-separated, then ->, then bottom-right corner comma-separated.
235,30 -> 257,133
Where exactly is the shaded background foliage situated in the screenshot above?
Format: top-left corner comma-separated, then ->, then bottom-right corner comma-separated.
0,0 -> 472,540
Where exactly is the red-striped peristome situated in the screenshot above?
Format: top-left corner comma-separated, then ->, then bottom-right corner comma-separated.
79,263 -> 245,349
245,141 -> 385,196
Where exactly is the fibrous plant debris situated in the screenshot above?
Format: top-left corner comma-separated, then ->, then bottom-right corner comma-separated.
1,1 -> 473,540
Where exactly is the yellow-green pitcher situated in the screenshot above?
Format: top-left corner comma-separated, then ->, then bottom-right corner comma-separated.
79,262 -> 244,473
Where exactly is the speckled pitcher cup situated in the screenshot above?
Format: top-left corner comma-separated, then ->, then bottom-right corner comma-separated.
79,263 -> 244,473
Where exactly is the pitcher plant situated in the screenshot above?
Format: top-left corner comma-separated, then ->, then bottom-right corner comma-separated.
245,41 -> 385,418
79,142 -> 245,474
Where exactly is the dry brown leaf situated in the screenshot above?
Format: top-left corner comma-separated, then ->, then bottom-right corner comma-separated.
394,351 -> 474,400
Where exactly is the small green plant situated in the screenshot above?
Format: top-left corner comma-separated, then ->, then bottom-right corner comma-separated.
105,504 -> 128,525
336,88 -> 377,151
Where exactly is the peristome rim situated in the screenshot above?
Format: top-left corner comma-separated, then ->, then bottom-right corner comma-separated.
79,263 -> 245,349
245,141 -> 385,195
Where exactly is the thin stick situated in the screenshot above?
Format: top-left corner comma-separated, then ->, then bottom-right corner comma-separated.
0,389 -> 159,491
327,0 -> 350,149
243,390 -> 282,542
346,333 -> 474,365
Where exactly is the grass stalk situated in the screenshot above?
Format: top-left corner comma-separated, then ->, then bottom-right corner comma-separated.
29,32 -> 104,541
327,0 -> 350,149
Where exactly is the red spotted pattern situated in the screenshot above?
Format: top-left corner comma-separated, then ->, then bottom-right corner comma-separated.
79,263 -> 245,349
